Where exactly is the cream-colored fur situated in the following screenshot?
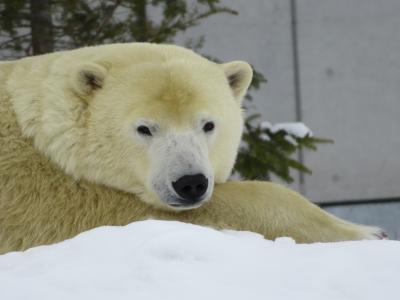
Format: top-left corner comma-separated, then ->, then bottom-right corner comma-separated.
0,43 -> 385,254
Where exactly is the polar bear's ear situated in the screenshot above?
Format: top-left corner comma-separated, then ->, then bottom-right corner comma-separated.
70,62 -> 108,97
222,61 -> 253,103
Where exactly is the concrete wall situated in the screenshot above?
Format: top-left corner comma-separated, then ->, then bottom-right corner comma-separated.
176,0 -> 400,203
298,0 -> 400,202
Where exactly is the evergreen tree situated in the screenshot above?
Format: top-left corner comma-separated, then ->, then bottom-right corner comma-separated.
0,0 -> 330,183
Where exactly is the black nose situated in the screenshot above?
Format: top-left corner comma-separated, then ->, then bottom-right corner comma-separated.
172,174 -> 208,203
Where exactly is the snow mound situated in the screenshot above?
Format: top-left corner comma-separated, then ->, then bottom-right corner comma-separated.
1,220 -> 399,300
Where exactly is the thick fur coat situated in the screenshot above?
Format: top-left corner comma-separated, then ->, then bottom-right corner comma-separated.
0,44 -> 385,254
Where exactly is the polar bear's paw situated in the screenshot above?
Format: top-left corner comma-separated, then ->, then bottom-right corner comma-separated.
358,226 -> 388,240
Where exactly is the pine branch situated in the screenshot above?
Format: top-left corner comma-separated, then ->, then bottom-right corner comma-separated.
88,0 -> 122,44
151,6 -> 237,42
0,33 -> 30,48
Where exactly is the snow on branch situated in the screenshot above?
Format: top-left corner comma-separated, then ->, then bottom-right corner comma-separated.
261,121 -> 313,138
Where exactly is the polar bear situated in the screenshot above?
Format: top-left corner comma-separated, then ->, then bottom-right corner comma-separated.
0,43 -> 385,253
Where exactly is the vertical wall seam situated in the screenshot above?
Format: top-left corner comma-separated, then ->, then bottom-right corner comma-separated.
290,0 -> 306,194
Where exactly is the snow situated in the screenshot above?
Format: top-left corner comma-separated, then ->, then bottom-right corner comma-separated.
1,220 -> 399,300
259,132 -> 270,141
261,121 -> 313,138
284,134 -> 298,145
260,121 -> 272,130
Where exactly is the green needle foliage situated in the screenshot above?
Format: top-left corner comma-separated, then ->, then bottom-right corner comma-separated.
236,116 -> 332,182
0,0 -> 331,183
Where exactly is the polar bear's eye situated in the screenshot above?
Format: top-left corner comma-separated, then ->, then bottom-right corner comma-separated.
203,122 -> 215,133
137,125 -> 152,136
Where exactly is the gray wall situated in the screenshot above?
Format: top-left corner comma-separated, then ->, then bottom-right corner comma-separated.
176,0 -> 400,203
299,0 -> 400,202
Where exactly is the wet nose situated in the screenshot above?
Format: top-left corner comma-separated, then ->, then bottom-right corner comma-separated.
172,174 -> 208,203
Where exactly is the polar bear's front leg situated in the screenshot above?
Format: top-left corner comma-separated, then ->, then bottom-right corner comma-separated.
178,181 -> 387,243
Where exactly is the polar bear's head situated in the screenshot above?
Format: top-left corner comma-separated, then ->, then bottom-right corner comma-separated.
32,46 -> 252,210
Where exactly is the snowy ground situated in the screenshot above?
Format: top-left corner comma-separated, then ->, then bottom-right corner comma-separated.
1,220 -> 399,300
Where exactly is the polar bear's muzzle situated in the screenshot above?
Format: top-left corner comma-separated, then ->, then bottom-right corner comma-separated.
148,132 -> 214,209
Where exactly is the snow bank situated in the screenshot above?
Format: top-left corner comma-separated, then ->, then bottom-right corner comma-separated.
1,220 -> 399,300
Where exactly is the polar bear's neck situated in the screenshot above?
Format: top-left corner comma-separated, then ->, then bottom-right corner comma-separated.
6,57 -> 85,178
0,62 -> 24,141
